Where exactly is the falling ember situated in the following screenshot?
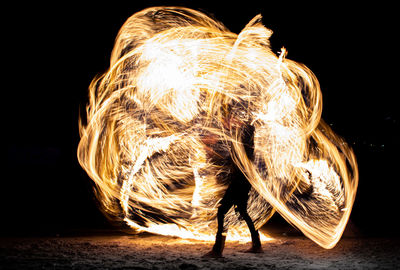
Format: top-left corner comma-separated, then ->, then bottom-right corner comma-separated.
78,7 -> 358,248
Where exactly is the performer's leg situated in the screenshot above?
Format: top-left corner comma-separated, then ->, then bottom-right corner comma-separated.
203,202 -> 232,258
216,203 -> 230,236
213,204 -> 230,252
237,204 -> 263,253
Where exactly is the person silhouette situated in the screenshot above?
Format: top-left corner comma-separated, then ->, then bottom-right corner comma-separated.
203,114 -> 262,258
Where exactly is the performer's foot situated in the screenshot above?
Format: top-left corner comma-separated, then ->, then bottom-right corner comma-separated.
202,234 -> 226,258
202,250 -> 223,258
245,245 -> 263,253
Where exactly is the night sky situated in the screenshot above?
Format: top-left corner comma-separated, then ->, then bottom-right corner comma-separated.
4,1 -> 398,237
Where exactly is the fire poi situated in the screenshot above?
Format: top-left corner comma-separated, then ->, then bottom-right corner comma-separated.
78,6 -> 358,250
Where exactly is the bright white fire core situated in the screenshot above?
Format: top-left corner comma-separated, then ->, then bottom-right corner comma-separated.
78,7 -> 358,249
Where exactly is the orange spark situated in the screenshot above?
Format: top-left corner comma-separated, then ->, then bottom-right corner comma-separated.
78,7 -> 358,248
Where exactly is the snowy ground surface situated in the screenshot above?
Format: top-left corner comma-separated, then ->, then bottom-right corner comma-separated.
1,232 -> 399,269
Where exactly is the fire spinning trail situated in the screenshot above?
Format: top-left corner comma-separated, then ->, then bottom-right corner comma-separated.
78,7 -> 358,249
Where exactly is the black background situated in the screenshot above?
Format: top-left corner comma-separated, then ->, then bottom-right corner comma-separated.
4,1 -> 399,237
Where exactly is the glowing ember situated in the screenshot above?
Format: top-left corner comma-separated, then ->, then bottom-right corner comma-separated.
78,6 -> 358,249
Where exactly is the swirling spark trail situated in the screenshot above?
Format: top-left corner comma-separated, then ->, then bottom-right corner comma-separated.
78,7 -> 358,249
